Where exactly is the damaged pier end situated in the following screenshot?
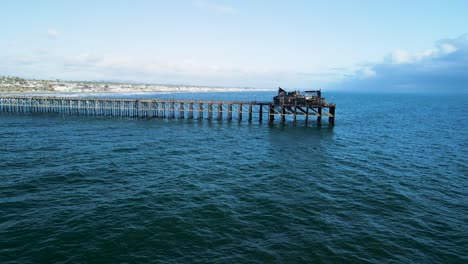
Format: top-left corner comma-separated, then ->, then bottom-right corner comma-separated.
270,88 -> 336,126
0,88 -> 335,126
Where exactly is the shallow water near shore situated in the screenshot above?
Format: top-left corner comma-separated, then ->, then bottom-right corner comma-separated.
0,92 -> 466,263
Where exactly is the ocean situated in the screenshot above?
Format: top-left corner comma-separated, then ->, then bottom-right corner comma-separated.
0,92 -> 466,263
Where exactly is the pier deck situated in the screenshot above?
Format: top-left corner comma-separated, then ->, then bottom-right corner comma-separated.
0,95 -> 335,125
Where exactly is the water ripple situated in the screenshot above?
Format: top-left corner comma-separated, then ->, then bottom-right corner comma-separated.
1,93 -> 466,263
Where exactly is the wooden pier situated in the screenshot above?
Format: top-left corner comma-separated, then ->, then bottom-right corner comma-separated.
0,92 -> 335,126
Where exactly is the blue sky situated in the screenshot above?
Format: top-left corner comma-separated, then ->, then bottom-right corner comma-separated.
1,0 -> 467,92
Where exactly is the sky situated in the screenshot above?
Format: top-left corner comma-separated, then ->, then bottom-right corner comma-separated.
1,0 -> 467,92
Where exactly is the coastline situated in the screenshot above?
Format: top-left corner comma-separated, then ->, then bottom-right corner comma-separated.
0,88 -> 276,98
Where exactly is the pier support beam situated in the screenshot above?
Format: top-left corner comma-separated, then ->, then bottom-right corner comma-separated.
317,107 -> 322,125
208,103 -> 213,120
155,102 -> 160,117
268,104 -> 274,123
134,101 -> 139,117
169,102 -> 175,118
227,104 -> 233,121
259,104 -> 263,122
281,106 -> 286,124
293,105 -> 297,124
329,106 -> 335,126
198,103 -> 203,119
162,102 -> 166,118
179,102 -> 184,118
217,104 -> 222,120
188,103 -> 194,119
238,104 -> 243,121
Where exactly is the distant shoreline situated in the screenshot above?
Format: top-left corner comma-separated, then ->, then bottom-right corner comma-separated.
0,89 -> 277,98
0,76 -> 275,94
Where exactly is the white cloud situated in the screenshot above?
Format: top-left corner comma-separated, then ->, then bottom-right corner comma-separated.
387,38 -> 464,65
0,50 -> 338,87
331,33 -> 468,93
391,50 -> 411,64
439,43 -> 457,54
47,29 -> 60,39
414,49 -> 435,60
50,53 -> 288,85
361,67 -> 376,78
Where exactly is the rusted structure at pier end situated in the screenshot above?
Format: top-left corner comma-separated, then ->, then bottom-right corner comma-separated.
269,88 -> 335,125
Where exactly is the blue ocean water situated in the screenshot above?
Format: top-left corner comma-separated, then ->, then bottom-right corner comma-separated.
0,92 -> 466,263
